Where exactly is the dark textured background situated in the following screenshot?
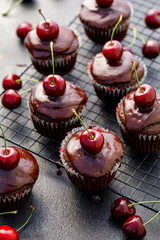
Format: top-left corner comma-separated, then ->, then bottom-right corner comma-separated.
0,0 -> 160,239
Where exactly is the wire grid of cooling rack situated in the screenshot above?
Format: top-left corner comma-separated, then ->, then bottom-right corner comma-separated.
1,0 -> 160,212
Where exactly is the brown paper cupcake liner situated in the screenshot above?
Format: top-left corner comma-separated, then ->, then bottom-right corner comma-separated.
60,126 -> 121,191
116,100 -> 160,152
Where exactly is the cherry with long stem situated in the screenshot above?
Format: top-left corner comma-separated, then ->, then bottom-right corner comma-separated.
2,0 -> 23,16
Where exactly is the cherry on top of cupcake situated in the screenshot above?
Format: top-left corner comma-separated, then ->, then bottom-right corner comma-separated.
96,0 -> 113,8
36,9 -> 59,41
102,14 -> 123,62
43,41 -> 66,96
72,109 -> 104,154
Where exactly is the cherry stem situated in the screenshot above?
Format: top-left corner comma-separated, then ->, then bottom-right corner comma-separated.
127,27 -> 137,48
38,9 -> 48,29
72,109 -> 94,140
133,27 -> 146,45
128,200 -> 160,207
16,78 -> 39,83
16,206 -> 35,232
0,210 -> 18,215
143,211 -> 160,226
0,125 -> 8,155
2,0 -> 23,16
131,60 -> 143,93
50,41 -> 55,85
19,88 -> 31,95
110,14 -> 122,45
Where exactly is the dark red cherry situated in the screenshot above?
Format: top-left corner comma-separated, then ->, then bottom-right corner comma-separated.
142,39 -> 160,59
102,40 -> 123,62
0,147 -> 20,171
16,21 -> 32,40
134,84 -> 156,109
96,0 -> 113,8
110,197 -> 136,222
0,225 -> 19,240
80,129 -> 104,154
1,89 -> 21,109
145,9 -> 160,29
123,215 -> 146,240
43,74 -> 66,96
36,20 -> 59,41
2,74 -> 22,90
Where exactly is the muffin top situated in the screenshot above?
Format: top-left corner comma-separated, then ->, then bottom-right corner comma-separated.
90,49 -> 145,87
79,0 -> 131,28
24,25 -> 79,59
29,81 -> 88,122
117,91 -> 160,135
64,128 -> 124,178
0,147 -> 39,195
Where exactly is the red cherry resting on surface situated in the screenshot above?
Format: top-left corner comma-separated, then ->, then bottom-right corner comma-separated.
0,147 -> 20,171
110,197 -> 136,222
1,89 -> 21,109
0,225 -> 19,240
102,40 -> 123,62
142,39 -> 160,59
123,215 -> 146,240
43,74 -> 66,96
145,9 -> 160,29
80,129 -> 104,154
16,21 -> 32,40
96,0 -> 113,8
134,84 -> 156,109
2,74 -> 22,90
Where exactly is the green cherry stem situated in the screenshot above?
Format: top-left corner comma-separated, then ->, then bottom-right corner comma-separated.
72,109 -> 94,140
2,0 -> 23,16
38,9 -> 48,29
0,210 -> 18,216
143,211 -> 160,226
19,88 -> 31,95
16,206 -> 35,232
110,14 -> 122,45
128,200 -> 160,207
50,41 -> 55,85
16,78 -> 39,83
131,60 -> 143,93
127,27 -> 137,48
0,125 -> 8,155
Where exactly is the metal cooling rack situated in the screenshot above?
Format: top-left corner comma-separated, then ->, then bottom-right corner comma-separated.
1,0 -> 160,213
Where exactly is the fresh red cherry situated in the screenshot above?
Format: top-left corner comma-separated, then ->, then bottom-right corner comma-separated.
43,74 -> 66,96
142,39 -> 160,59
96,0 -> 113,8
0,225 -> 19,240
1,89 -> 21,109
123,215 -> 146,240
80,129 -> 104,154
0,147 -> 20,171
110,197 -> 136,222
134,84 -> 156,109
103,40 -> 123,62
36,9 -> 59,41
16,21 -> 32,40
145,9 -> 160,29
2,74 -> 22,90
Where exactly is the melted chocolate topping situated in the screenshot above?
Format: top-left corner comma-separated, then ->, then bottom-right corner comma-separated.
65,130 -> 124,178
121,91 -> 160,133
79,0 -> 131,28
24,25 -> 79,59
90,50 -> 144,86
0,147 -> 39,194
29,81 -> 87,121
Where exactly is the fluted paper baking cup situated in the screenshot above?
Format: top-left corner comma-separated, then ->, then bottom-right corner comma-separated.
60,126 -> 121,191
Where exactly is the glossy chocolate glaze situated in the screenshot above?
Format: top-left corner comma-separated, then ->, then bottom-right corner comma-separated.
90,50 -> 144,86
24,25 -> 79,59
79,0 -> 130,28
65,130 -> 124,178
119,91 -> 160,134
0,147 -> 39,194
29,81 -> 87,121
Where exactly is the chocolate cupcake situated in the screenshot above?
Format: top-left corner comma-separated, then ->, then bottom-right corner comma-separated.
0,147 -> 39,211
116,88 -> 160,152
60,126 -> 124,191
24,24 -> 79,76
88,48 -> 146,106
29,81 -> 87,139
79,0 -> 132,44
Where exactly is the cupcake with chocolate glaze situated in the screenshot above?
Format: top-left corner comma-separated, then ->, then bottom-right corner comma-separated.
0,147 -> 39,211
79,0 -> 131,44
60,117 -> 124,191
88,47 -> 146,106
